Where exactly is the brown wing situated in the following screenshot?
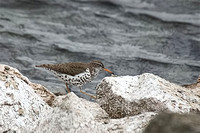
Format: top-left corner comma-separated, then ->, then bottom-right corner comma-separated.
36,62 -> 88,76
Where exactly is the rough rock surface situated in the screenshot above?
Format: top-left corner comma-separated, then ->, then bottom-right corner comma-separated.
0,64 -> 155,133
183,75 -> 200,98
0,64 -> 55,106
34,93 -> 108,133
35,93 -> 156,133
2,64 -> 199,133
143,112 -> 200,133
0,64 -> 52,132
96,73 -> 200,118
106,112 -> 156,133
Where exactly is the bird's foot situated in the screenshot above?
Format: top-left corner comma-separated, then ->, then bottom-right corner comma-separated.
90,95 -> 96,99
79,88 -> 96,99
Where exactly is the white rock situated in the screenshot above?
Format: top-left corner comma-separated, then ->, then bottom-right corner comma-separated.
34,92 -> 108,132
96,73 -> 200,118
105,112 -> 156,133
0,65 -> 52,132
34,92 -> 156,133
4,65 -> 197,133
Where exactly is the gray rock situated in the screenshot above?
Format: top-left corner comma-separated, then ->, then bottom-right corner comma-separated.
143,112 -> 200,133
35,92 -> 156,133
2,65 -> 199,133
0,64 -> 52,132
0,64 -> 155,133
96,73 -> 200,118
34,93 -> 109,133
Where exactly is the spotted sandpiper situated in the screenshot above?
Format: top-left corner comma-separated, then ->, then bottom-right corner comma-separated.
36,60 -> 113,99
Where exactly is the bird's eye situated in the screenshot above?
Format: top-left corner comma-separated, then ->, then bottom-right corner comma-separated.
97,63 -> 102,67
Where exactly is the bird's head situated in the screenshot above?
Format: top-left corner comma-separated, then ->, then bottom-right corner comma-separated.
90,60 -> 113,74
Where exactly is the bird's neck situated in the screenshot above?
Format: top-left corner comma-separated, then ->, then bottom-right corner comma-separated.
90,67 -> 101,78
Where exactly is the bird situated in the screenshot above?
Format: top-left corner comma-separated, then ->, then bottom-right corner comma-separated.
35,60 -> 113,99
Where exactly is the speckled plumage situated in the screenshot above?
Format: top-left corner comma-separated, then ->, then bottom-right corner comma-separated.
36,61 -> 113,99
51,68 -> 93,87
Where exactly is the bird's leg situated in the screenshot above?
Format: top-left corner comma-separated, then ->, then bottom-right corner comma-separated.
79,87 -> 96,99
65,83 -> 71,93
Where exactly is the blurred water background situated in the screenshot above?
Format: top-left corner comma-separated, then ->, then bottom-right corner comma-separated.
0,0 -> 200,100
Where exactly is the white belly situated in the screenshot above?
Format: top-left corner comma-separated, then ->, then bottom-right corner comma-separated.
53,68 -> 92,86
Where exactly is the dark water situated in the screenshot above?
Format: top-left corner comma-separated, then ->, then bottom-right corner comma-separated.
0,0 -> 200,100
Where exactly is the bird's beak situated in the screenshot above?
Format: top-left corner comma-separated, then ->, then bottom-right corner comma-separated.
104,68 -> 113,74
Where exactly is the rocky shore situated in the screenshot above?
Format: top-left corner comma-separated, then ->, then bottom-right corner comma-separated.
0,64 -> 200,133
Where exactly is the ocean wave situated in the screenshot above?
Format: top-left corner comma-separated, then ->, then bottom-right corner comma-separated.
125,9 -> 200,26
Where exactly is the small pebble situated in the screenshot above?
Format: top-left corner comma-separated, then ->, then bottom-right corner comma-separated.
4,66 -> 10,71
18,108 -> 24,116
